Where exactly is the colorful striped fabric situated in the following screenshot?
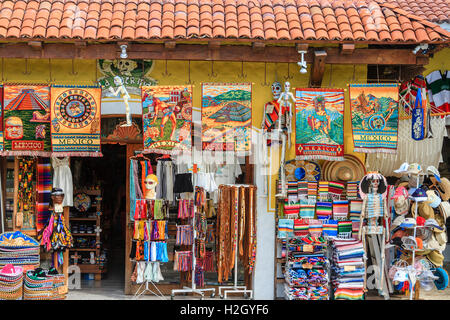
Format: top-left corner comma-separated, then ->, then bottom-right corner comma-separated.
278,219 -> 294,238
334,288 -> 364,300
333,200 -> 349,220
323,219 -> 338,238
284,200 -> 300,218
346,181 -> 360,200
36,159 -> 52,232
287,180 -> 299,200
352,221 -> 361,238
349,200 -> 363,221
318,181 -> 329,199
329,181 -> 345,197
316,202 -> 332,220
307,181 -> 318,198
308,219 -> 323,237
294,219 -> 309,236
299,199 -> 316,219
297,181 -> 308,198
337,220 -> 353,236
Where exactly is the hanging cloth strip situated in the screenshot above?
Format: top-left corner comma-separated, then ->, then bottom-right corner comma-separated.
153,200 -> 165,220
238,186 -> 246,258
248,185 -> 257,273
175,225 -> 194,246
130,160 -> 143,221
178,199 -> 194,219
173,251 -> 193,272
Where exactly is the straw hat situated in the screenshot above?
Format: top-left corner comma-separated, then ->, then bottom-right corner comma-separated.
393,196 -> 409,215
413,202 -> 435,220
436,177 -> 450,201
427,250 -> 445,267
426,190 -> 442,208
407,163 -> 423,175
322,154 -> 366,182
438,201 -> 450,221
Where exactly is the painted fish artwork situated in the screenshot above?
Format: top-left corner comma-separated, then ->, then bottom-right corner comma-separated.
141,85 -> 192,155
201,83 -> 252,152
350,84 -> 399,154
295,88 -> 345,161
2,85 -> 52,156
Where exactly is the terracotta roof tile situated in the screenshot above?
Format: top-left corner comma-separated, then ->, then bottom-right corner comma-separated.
0,0 -> 446,43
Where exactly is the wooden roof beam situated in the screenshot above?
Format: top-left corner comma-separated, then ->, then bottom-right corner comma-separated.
310,50 -> 327,87
341,43 -> 355,55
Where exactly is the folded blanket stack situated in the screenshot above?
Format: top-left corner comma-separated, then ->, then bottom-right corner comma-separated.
330,239 -> 365,300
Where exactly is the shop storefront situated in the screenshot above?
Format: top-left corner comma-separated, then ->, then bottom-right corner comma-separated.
0,0 -> 449,301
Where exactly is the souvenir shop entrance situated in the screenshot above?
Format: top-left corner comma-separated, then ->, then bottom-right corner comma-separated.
69,144 -> 127,288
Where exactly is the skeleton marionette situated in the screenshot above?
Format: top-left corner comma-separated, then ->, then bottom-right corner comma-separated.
358,172 -> 389,293
277,81 -> 295,139
109,76 -> 132,127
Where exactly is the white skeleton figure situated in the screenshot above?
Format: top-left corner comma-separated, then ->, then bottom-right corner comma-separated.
277,81 -> 295,135
109,76 -> 132,127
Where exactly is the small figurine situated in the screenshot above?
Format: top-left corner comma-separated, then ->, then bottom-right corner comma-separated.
109,76 -> 132,127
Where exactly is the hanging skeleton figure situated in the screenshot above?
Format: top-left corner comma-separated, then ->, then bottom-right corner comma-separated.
358,172 -> 389,296
109,76 -> 132,127
261,81 -> 295,198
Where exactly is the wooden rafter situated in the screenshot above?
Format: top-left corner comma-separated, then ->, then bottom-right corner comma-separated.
310,50 -> 327,87
0,42 -> 429,65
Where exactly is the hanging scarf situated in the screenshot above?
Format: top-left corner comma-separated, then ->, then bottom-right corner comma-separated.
412,87 -> 425,141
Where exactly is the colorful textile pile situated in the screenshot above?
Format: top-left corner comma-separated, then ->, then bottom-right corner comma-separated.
141,85 -> 193,155
0,232 -> 40,268
284,200 -> 300,218
308,219 -> 323,237
293,219 -> 309,237
278,219 -> 294,238
2,85 -> 52,156
333,200 -> 349,220
330,239 -> 365,300
36,158 -> 52,232
297,181 -> 308,199
0,264 -> 23,300
318,181 -> 329,199
349,83 -> 399,154
299,199 -> 316,219
307,181 -> 318,198
349,200 -> 363,238
322,219 -> 338,238
50,85 -> 102,157
337,221 -> 353,239
201,83 -> 252,152
295,88 -> 345,161
329,182 -> 345,198
346,181 -> 360,200
173,251 -> 193,272
287,181 -> 299,202
316,202 -> 332,220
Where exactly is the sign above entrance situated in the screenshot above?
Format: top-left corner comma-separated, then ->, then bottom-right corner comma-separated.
97,59 -> 157,116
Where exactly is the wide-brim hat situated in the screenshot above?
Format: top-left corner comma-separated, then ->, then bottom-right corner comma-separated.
407,163 -> 423,175
438,201 -> 450,221
426,190 -> 442,208
359,172 -> 388,200
322,154 -> 366,182
427,250 -> 445,267
285,160 -> 321,181
427,166 -> 441,183
412,202 -> 435,220
424,218 -> 445,233
436,177 -> 450,201
425,234 -> 446,251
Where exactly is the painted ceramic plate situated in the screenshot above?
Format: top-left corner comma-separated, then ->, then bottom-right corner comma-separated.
73,193 -> 91,213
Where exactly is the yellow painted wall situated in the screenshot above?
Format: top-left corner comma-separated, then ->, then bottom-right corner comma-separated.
1,58 -> 369,212
424,47 -> 450,75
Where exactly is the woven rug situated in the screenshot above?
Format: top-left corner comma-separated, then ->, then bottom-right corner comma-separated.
295,88 -> 345,161
36,159 -> 52,232
50,85 -> 102,157
2,85 -> 52,156
142,85 -> 193,155
349,84 -> 399,154
201,83 -> 252,152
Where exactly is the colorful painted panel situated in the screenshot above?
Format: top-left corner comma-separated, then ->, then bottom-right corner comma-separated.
50,86 -> 102,157
201,83 -> 252,152
295,88 -> 345,161
3,85 -> 51,156
142,86 -> 192,155
350,84 -> 399,154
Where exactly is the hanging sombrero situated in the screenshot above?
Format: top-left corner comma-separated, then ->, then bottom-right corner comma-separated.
284,160 -> 321,181
322,154 -> 366,182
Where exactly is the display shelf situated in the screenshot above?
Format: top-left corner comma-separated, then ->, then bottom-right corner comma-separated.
69,188 -> 105,281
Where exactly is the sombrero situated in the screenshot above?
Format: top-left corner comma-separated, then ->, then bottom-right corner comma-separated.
322,154 -> 366,182
284,160 -> 321,181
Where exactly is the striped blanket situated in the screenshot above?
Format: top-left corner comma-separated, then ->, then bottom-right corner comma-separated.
36,159 -> 52,232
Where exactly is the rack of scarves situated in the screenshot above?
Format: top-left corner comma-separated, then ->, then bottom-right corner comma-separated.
215,184 -> 256,299
171,187 -> 216,299
330,239 -> 365,300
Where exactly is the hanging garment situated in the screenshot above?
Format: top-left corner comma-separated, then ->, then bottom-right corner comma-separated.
178,199 -> 194,219
426,70 -> 450,114
175,225 -> 194,246
365,117 -> 446,175
130,159 -> 143,221
51,157 -> 73,207
173,173 -> 194,194
156,160 -> 175,202
36,159 -> 52,232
